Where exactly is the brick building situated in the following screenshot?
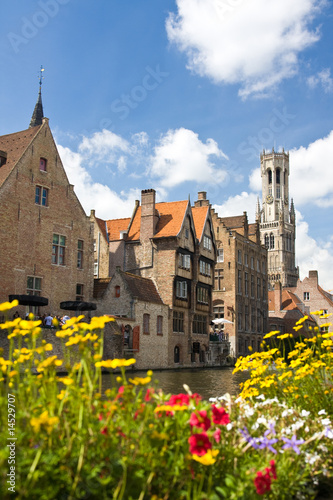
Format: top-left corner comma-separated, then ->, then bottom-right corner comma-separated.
268,281 -> 317,337
288,270 -> 333,334
194,192 -> 268,358
0,93 -> 94,318
93,268 -> 169,369
92,189 -> 217,367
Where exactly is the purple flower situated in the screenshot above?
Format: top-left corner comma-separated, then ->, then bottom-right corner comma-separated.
282,435 -> 305,455
240,427 -> 260,449
258,430 -> 278,454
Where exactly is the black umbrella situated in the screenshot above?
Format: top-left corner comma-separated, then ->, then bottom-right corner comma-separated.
60,301 -> 97,312
9,294 -> 48,307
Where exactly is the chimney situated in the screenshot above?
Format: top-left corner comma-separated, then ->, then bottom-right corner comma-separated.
194,191 -> 209,207
141,189 -> 158,240
274,281 -> 282,311
140,189 -> 158,269
308,270 -> 318,284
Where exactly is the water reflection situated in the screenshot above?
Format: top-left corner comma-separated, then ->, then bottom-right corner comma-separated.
102,367 -> 248,401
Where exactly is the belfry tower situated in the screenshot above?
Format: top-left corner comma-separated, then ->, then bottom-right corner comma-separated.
256,148 -> 299,289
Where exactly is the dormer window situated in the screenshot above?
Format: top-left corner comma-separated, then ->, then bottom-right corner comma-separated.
115,286 -> 120,298
40,157 -> 47,172
203,235 -> 212,251
0,151 -> 7,167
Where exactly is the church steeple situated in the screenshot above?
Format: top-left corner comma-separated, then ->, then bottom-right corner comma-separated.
29,66 -> 44,128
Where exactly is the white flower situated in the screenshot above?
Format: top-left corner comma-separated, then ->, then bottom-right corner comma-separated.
226,423 -> 233,431
318,409 -> 327,415
305,453 -> 320,465
321,418 -> 331,427
282,409 -> 294,417
255,394 -> 265,400
291,420 -> 305,432
301,410 -> 310,417
324,427 -> 333,439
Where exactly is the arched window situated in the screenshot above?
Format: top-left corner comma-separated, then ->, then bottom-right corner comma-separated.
270,234 -> 274,249
268,169 -> 272,184
174,346 -> 180,363
265,234 -> 269,248
276,168 -> 281,184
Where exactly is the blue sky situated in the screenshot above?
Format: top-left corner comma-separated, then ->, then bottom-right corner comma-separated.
1,0 -> 333,289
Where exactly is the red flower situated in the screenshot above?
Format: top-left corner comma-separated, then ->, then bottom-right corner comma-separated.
100,426 -> 108,435
190,410 -> 211,431
213,427 -> 221,443
190,393 -> 202,404
211,405 -> 230,425
254,471 -> 271,495
267,460 -> 277,480
144,388 -> 154,402
168,393 -> 190,406
188,432 -> 212,456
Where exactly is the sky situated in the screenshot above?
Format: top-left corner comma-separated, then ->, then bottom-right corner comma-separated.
1,0 -> 333,290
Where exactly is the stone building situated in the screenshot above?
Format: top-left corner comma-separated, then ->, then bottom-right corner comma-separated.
256,149 -> 299,290
196,191 -> 268,359
288,270 -> 333,334
268,281 -> 317,337
0,91 -> 94,318
93,268 -> 169,369
92,189 -> 217,367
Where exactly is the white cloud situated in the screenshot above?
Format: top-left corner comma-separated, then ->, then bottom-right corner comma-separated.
78,129 -> 130,166
57,144 -> 139,220
307,68 -> 333,93
166,0 -> 324,98
296,211 -> 333,290
290,130 -> 333,207
149,127 -> 228,187
212,191 -> 258,220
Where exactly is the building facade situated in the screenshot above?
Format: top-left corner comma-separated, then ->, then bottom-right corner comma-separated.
256,149 -> 299,290
0,98 -> 94,318
201,191 -> 268,358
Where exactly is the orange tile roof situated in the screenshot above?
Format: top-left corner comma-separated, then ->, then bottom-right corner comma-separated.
0,126 -> 42,187
106,218 -> 131,241
127,200 -> 189,240
192,206 -> 209,241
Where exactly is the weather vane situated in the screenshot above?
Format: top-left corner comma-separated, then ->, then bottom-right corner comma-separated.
38,65 -> 45,88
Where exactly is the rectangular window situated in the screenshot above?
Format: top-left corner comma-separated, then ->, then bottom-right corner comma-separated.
217,248 -> 224,262
143,313 -> 150,334
179,253 -> 191,270
197,286 -> 209,304
251,256 -> 254,269
77,240 -> 83,269
39,157 -> 47,171
245,305 -> 249,331
237,250 -> 242,264
304,292 -> 310,301
257,278 -> 261,299
257,308 -> 261,332
276,186 -> 281,198
35,186 -> 48,206
244,272 -> 248,296
76,284 -> 84,301
185,228 -> 189,238
199,260 -> 211,276
257,259 -> 260,272
203,235 -> 212,251
238,308 -> 242,331
94,260 -> 98,276
238,270 -> 242,294
251,275 -> 255,298
176,280 -> 187,299
263,279 -> 266,301
157,315 -> 163,335
214,269 -> 224,290
193,314 -> 207,334
251,306 -> 255,331
27,276 -> 41,295
52,234 -> 66,265
244,253 -> 248,267
173,311 -> 184,333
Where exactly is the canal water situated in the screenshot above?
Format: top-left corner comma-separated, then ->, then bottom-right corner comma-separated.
103,367 -> 248,400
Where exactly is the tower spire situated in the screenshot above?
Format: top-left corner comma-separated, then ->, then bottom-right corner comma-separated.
29,65 -> 44,128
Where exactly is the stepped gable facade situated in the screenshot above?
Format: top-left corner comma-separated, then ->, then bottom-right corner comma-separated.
0,108 -> 93,318
94,189 -> 217,367
204,191 -> 268,358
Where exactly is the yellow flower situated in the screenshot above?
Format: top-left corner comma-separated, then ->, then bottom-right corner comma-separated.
0,300 -> 19,312
9,370 -> 18,378
154,404 -> 188,412
58,376 -> 74,385
128,376 -> 151,386
192,449 -> 219,465
278,371 -> 293,381
30,410 -> 59,434
295,316 -> 308,326
89,316 -> 115,329
36,356 -> 63,372
277,333 -> 293,340
263,330 -> 280,339
95,358 -> 136,369
260,377 -> 276,388
293,325 -> 303,332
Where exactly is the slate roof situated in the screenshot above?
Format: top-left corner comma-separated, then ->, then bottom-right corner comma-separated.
127,200 -> 189,241
0,126 -> 42,187
219,214 -> 246,229
192,206 -> 209,242
121,272 -> 164,304
93,278 -> 111,299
